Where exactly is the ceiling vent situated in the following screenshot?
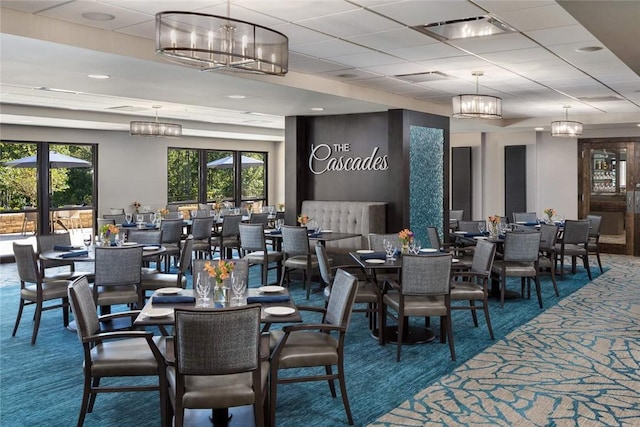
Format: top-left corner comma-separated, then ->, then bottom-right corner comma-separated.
578,95 -> 624,102
393,71 -> 450,83
412,16 -> 516,41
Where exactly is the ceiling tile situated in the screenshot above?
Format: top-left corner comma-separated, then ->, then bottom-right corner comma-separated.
297,8 -> 402,38
1,0 -> 71,14
386,43 -> 462,61
272,23 -> 333,46
234,0 -> 358,22
190,2 -> 286,27
449,33 -> 539,54
474,1 -> 556,13
345,28 -> 436,51
525,25 -> 599,46
327,51 -> 404,68
289,58 -> 351,74
291,39 -> 369,58
492,3 -> 578,32
37,0 -> 154,30
98,0 -> 220,15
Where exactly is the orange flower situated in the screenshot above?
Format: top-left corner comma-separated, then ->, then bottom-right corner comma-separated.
488,215 -> 501,225
204,259 -> 235,285
297,214 -> 310,225
398,229 -> 414,244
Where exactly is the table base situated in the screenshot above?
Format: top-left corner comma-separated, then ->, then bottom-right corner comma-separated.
372,326 -> 436,344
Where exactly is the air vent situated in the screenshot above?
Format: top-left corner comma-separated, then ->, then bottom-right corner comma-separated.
413,16 -> 516,41
393,71 -> 450,83
578,95 -> 623,102
107,105 -> 148,112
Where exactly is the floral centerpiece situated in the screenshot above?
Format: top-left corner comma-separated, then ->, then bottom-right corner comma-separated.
204,259 -> 235,302
297,214 -> 311,227
100,224 -> 120,246
398,228 -> 414,253
488,215 -> 501,237
132,201 -> 141,214
278,203 -> 285,212
157,208 -> 168,220
544,208 -> 556,224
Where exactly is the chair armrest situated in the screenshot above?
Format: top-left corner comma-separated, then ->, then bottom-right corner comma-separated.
260,332 -> 271,361
450,271 -> 488,280
164,336 -> 175,365
295,305 -> 326,314
282,323 -> 343,334
97,310 -> 141,322
83,330 -> 153,344
382,278 -> 400,293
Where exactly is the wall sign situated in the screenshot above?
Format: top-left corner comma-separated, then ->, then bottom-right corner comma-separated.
308,143 -> 389,175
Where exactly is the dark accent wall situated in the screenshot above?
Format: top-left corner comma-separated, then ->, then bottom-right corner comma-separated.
504,145 -> 527,222
451,147 -> 472,220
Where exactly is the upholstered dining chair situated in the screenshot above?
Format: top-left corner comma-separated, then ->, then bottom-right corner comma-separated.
449,209 -> 464,231
381,253 -> 455,362
586,214 -> 603,273
491,231 -> 543,309
96,218 -> 115,231
270,268 -> 358,426
367,232 -> 401,252
191,215 -> 216,260
279,225 -> 320,299
457,220 -> 487,233
249,212 -> 270,226
537,223 -> 560,298
103,213 -> 126,225
555,219 -> 592,280
169,305 -> 267,427
450,240 -> 497,339
93,245 -> 144,314
11,242 -> 71,345
36,232 -> 89,280
315,242 -> 379,330
159,218 -> 184,273
141,236 -> 193,300
512,212 -> 538,223
211,213 -> 243,259
68,276 -> 167,427
239,223 -> 283,286
128,229 -> 163,272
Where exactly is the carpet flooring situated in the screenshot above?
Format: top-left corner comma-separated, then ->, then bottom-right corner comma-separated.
0,255 -> 628,426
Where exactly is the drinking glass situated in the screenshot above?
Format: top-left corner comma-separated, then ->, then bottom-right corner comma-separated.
385,240 -> 396,260
83,234 -> 92,250
136,214 -> 144,224
231,273 -> 246,305
125,213 -> 132,224
150,213 -> 156,224
275,218 -> 284,231
191,210 -> 198,219
478,222 -> 486,234
196,273 -> 211,306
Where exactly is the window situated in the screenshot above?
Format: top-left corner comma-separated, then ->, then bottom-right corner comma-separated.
167,148 -> 199,203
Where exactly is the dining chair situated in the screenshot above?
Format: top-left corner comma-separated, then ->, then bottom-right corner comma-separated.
159,218 -> 184,272
103,213 -> 126,225
36,232 -> 92,281
211,213 -> 242,259
316,242 -> 379,330
141,236 -> 193,300
169,305 -> 267,427
68,276 -> 167,427
11,242 -> 71,345
367,232 -> 401,252
586,214 -> 604,273
163,211 -> 184,220
191,215 -> 216,260
457,220 -> 487,233
381,253 -> 455,362
270,269 -> 358,426
128,229 -> 163,272
249,212 -> 270,226
537,223 -> 560,298
449,209 -> 464,231
426,226 -> 458,254
109,208 -> 125,214
96,218 -> 115,230
239,223 -> 283,286
93,245 -> 144,314
491,230 -> 543,308
450,240 -> 497,340
555,219 -> 592,280
21,207 -> 38,235
279,225 -> 320,299
512,212 -> 538,223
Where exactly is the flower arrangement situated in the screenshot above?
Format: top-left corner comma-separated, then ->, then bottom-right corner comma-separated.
488,215 -> 501,236
297,214 -> 311,226
544,208 -> 556,222
204,259 -> 235,286
132,201 -> 141,214
100,224 -> 120,244
398,229 -> 414,245
278,202 -> 285,211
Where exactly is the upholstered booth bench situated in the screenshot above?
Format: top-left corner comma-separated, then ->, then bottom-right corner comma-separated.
300,200 -> 387,265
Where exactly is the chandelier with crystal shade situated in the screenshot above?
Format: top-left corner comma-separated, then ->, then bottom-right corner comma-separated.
452,72 -> 502,119
130,106 -> 182,138
551,106 -> 583,137
155,5 -> 288,76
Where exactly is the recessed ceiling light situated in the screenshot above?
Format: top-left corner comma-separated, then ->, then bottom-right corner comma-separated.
534,127 -> 544,131
575,46 -> 603,53
88,74 -> 110,79
414,16 -> 516,41
81,12 -> 115,21
228,95 -> 247,99
310,107 -> 324,111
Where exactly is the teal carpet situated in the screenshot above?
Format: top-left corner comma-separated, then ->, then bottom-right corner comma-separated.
0,262 -> 602,427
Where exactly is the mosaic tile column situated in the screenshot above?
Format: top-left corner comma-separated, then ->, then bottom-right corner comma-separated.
409,125 -> 444,246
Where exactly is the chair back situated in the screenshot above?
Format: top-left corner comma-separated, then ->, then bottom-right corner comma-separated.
103,213 -> 126,225
164,211 -> 183,220
109,208 -> 125,214
281,225 -> 311,256
585,215 -> 602,238
426,226 -> 442,250
513,212 -> 538,223
178,235 -> 194,274
160,218 -> 183,244
191,216 -> 215,240
13,242 -> 41,284
192,209 -> 211,219
401,254 -> 452,296
457,220 -> 485,233
127,229 -> 162,245
249,212 -> 269,226
539,223 -> 559,252
449,210 -> 464,221
36,232 -> 72,254
68,276 -> 100,342
315,243 -> 333,286
174,305 -> 261,375
239,223 -> 266,253
562,220 -> 590,245
97,218 -> 115,229
94,246 -> 143,287
367,233 -> 400,251
324,269 -> 358,330
167,204 -> 179,212
503,231 -> 541,262
221,214 -> 243,238
471,240 -> 496,275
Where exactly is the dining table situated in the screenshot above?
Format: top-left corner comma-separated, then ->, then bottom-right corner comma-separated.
349,250 -> 461,346
264,229 -> 361,251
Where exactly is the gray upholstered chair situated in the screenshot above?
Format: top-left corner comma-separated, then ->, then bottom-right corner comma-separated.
538,223 -> 560,298
586,214 -> 603,273
315,242 -> 379,330
128,229 -> 163,272
512,212 -> 538,223
169,305 -> 267,427
68,276 -> 167,427
96,218 -> 115,231
36,232 -> 87,280
11,242 -> 71,345
93,246 -> 143,313
160,218 -> 184,272
450,240 -> 497,339
449,209 -> 464,230
381,254 -> 455,362
457,220 -> 487,233
491,231 -> 543,308
141,236 -> 193,299
191,215 -> 216,260
239,223 -> 283,286
555,219 -> 592,280
367,232 -> 401,252
211,214 -> 243,259
163,211 -> 184,220
249,212 -> 270,226
279,225 -> 320,299
270,269 -> 358,426
103,213 -> 126,225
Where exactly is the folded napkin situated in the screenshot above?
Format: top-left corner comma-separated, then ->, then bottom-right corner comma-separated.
522,221 -> 539,226
359,251 -> 387,260
60,250 -> 88,258
308,232 -> 323,238
121,223 -> 137,227
152,296 -> 195,304
246,295 -> 290,304
145,223 -> 156,228
498,234 -> 506,239
462,232 -> 489,238
53,245 -> 76,251
268,230 -> 282,235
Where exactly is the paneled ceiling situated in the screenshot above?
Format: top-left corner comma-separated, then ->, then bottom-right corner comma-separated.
1,0 -> 639,140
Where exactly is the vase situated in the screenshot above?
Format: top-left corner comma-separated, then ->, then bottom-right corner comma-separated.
489,224 -> 499,237
214,281 -> 229,303
401,243 -> 409,254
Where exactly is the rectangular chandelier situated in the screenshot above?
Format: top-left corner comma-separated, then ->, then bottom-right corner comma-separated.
551,106 -> 583,138
130,121 -> 182,137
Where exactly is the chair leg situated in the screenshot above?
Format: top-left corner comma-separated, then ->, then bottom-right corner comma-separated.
500,272 -> 506,308
396,313 -> 404,362
482,300 -> 494,340
12,298 -> 25,337
583,254 -> 592,280
534,274 -> 543,309
31,301 -> 43,345
325,365 -> 337,397
549,261 -> 559,297
596,249 -> 603,274
445,314 -> 456,361
269,364 -> 279,427
337,358 -> 354,425
77,371 -> 92,427
63,297 -> 70,327
469,300 -> 478,327
88,377 -> 100,412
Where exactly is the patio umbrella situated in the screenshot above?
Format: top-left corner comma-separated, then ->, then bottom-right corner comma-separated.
3,151 -> 91,168
206,155 -> 263,169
